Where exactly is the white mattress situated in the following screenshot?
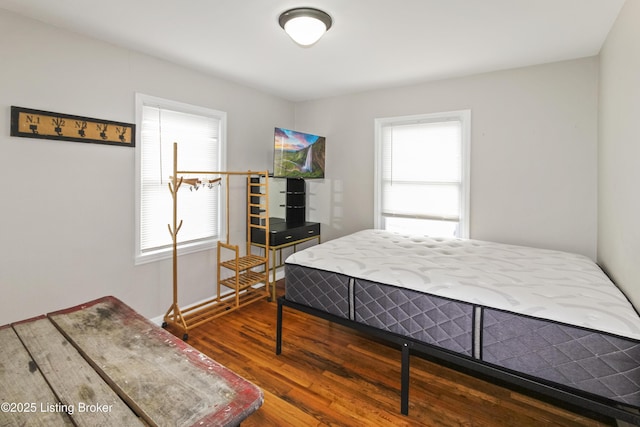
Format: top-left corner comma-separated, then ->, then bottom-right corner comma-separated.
286,229 -> 640,340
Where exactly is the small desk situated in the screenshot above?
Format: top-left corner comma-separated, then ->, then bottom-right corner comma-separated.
0,296 -> 263,426
251,218 -> 321,301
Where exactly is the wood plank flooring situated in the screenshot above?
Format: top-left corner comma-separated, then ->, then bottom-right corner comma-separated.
186,282 -> 616,426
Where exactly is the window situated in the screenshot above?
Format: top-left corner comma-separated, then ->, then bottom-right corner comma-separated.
135,94 -> 226,264
374,110 -> 470,238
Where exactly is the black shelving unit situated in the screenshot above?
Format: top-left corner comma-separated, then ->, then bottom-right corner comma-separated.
249,177 -> 321,301
285,178 -> 306,225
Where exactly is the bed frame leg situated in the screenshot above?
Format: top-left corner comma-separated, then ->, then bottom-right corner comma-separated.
276,298 -> 283,355
401,342 -> 410,415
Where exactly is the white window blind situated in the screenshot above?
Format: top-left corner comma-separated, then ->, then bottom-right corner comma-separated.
375,111 -> 470,238
136,94 -> 226,264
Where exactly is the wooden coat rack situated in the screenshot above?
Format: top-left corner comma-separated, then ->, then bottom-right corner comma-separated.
163,143 -> 271,340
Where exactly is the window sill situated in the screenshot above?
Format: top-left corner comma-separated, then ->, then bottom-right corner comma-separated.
135,239 -> 216,265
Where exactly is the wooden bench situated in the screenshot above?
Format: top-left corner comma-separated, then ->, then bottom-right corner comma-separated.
0,296 -> 263,426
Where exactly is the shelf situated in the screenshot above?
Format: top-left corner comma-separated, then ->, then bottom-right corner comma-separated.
214,174 -> 271,308
219,270 -> 267,291
220,254 -> 267,272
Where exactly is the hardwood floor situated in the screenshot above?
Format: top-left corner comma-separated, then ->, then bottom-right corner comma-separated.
186,283 -> 615,426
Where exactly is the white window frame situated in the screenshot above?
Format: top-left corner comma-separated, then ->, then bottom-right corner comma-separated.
374,110 -> 471,238
134,93 -> 227,265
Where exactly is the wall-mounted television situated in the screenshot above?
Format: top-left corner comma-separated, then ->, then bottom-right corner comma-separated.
273,127 -> 325,179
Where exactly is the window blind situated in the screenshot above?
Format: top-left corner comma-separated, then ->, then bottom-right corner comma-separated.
381,120 -> 462,220
140,105 -> 222,255
376,111 -> 470,238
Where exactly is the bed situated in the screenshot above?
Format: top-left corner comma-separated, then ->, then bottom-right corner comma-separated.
275,229 -> 640,424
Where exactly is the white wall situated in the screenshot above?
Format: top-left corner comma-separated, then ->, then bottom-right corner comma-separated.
295,58 -> 599,258
0,9 -> 294,325
598,0 -> 640,309
0,7 -> 609,325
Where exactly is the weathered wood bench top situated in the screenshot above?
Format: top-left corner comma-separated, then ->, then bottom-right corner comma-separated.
0,296 -> 263,426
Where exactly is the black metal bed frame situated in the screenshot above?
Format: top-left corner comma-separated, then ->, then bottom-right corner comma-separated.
276,296 -> 640,425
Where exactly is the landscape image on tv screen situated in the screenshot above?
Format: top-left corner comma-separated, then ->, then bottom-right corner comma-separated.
273,127 -> 325,179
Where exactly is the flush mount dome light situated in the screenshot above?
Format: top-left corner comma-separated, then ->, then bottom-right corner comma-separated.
279,7 -> 332,46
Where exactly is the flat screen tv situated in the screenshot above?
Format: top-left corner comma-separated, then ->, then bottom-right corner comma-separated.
273,127 -> 325,179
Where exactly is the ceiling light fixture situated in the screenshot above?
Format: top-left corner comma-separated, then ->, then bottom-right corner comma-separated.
279,7 -> 333,47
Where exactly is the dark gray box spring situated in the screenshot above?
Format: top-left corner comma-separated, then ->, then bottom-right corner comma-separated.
285,263 -> 640,409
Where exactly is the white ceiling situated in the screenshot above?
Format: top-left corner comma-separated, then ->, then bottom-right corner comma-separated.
0,0 -> 626,102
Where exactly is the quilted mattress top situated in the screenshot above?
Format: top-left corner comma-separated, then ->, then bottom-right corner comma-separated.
286,229 -> 640,340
